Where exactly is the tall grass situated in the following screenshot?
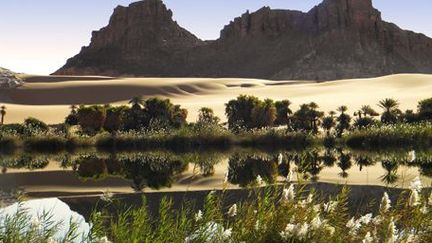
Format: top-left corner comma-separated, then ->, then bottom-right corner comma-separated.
345,122 -> 432,149
96,126 -> 312,151
2,178 -> 432,242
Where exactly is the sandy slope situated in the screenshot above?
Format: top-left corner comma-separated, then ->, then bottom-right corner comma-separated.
1,74 -> 432,124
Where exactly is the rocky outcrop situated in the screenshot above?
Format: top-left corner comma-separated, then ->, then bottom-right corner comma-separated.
55,0 -> 203,76
0,68 -> 23,89
55,0 -> 432,81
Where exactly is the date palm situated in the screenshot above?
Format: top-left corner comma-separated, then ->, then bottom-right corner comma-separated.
70,104 -> 78,115
378,98 -> 400,123
360,105 -> 379,117
378,98 -> 399,113
337,105 -> 348,114
0,105 -> 6,125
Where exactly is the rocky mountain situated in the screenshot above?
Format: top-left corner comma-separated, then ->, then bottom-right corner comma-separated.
55,0 -> 432,81
0,68 -> 23,89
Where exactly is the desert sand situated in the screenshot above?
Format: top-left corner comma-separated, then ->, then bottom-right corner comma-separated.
0,73 -> 431,124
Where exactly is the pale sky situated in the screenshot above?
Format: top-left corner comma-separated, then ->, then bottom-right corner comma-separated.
0,0 -> 431,75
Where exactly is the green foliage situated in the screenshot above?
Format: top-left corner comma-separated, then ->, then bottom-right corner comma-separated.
292,103 -> 324,133
378,98 -> 401,124
0,123 -> 26,135
418,97 -> 432,121
104,106 -> 128,133
6,181 -> 432,243
77,105 -> 106,134
197,107 -> 220,125
24,117 -> 49,133
336,106 -> 351,137
345,122 -> 432,148
226,95 -> 277,131
322,116 -> 336,135
274,100 -> 292,126
226,95 -> 261,131
251,99 -> 277,129
353,117 -> 377,129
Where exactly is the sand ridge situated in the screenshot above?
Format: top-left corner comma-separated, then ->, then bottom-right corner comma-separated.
1,74 -> 432,124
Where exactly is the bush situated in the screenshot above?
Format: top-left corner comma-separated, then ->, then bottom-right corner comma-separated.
77,105 -> 106,134
345,122 -> 432,148
24,117 -> 49,133
104,106 -> 128,133
0,123 -> 26,135
418,98 -> 432,121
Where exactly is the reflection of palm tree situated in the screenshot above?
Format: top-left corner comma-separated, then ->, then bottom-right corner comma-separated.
131,176 -> 146,192
337,149 -> 352,178
355,155 -> 375,171
228,153 -> 278,187
380,160 -> 399,185
323,149 -> 337,167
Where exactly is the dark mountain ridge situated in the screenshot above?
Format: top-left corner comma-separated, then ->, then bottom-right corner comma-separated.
54,0 -> 432,81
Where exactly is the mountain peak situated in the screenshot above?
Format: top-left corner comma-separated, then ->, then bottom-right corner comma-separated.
55,0 -> 432,81
308,0 -> 381,32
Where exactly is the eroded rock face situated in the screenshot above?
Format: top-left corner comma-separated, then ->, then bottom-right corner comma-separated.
55,0 -> 432,81
56,0 -> 203,76
0,68 -> 23,89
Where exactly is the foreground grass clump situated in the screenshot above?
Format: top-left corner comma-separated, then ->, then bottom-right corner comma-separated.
345,122 -> 432,148
3,178 -> 432,242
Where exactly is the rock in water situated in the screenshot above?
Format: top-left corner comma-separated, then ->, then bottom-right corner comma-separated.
55,0 -> 432,81
0,198 -> 90,242
0,67 -> 23,89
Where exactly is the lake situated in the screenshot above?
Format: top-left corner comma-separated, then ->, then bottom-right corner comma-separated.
0,147 -> 431,201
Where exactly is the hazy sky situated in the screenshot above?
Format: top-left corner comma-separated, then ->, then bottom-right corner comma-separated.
1,0 -> 431,75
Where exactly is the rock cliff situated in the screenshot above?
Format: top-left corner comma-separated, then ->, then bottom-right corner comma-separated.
55,0 -> 432,81
0,68 -> 23,89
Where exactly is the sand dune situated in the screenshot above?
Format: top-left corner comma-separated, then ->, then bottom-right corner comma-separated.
1,74 -> 432,124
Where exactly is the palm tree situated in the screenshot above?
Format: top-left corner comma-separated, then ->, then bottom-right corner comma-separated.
378,98 -> 399,113
308,102 -> 324,133
0,105 -> 6,125
129,96 -> 144,110
336,105 -> 351,137
69,105 -> 78,115
378,98 -> 400,123
321,116 -> 335,136
360,105 -> 379,117
337,105 -> 348,114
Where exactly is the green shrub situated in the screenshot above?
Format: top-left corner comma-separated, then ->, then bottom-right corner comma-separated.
77,105 -> 106,134
345,122 -> 432,148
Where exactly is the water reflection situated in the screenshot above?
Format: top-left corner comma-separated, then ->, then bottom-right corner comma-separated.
0,148 -> 432,198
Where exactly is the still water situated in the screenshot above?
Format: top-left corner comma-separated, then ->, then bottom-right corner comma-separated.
0,147 -> 431,199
